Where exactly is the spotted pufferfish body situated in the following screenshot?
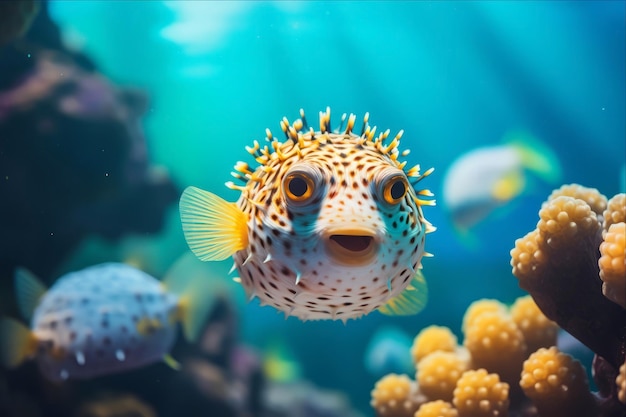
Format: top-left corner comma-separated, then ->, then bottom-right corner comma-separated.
28,264 -> 179,381
180,108 -> 435,321
0,256 -> 216,381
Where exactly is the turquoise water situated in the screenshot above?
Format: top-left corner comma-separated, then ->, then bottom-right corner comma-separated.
3,1 -> 625,416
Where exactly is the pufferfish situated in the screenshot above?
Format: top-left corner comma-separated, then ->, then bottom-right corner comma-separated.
0,254 -> 221,381
180,108 -> 435,321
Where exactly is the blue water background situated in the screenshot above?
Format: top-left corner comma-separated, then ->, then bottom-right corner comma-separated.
48,1 -> 625,414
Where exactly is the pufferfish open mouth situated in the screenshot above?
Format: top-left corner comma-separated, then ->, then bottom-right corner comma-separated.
325,230 -> 378,265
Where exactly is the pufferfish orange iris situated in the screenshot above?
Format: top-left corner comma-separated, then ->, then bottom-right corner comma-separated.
180,108 -> 435,321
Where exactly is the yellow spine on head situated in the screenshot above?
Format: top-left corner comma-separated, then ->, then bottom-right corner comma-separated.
179,186 -> 248,261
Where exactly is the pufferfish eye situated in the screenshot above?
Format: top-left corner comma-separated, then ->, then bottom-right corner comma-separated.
283,171 -> 316,203
382,175 -> 408,205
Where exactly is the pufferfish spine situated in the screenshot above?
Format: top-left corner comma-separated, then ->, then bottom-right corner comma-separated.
180,108 -> 435,321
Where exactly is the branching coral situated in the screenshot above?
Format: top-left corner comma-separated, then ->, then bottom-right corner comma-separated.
599,222 -> 626,308
509,296 -> 558,354
510,186 -> 626,370
370,373 -> 427,417
462,300 -> 508,333
603,193 -> 626,233
372,295 -> 566,417
415,400 -> 459,417
519,346 -> 597,417
618,360 -> 626,405
463,311 -> 527,387
452,369 -> 509,417
417,351 -> 470,402
371,184 -> 625,417
411,325 -> 459,364
511,183 -> 626,414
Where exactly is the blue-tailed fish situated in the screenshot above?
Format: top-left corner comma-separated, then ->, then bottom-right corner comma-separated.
442,131 -> 561,231
180,108 -> 435,321
0,253 -> 223,381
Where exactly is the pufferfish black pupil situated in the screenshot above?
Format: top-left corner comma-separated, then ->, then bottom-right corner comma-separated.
289,177 -> 308,197
390,180 -> 406,200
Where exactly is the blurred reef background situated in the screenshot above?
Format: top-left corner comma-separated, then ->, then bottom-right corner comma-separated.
0,1 -> 624,416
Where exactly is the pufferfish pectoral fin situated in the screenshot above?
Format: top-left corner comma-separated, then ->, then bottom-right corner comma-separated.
378,270 -> 428,316
179,186 -> 249,261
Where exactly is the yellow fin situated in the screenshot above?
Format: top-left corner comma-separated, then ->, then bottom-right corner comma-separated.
262,339 -> 301,383
179,186 -> 248,261
162,353 -> 181,371
0,317 -> 37,368
491,171 -> 525,202
504,131 -> 562,184
14,267 -> 47,322
378,270 -> 428,316
163,252 -> 233,342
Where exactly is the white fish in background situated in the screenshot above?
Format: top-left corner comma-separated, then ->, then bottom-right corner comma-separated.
0,253 -> 223,382
442,131 -> 561,231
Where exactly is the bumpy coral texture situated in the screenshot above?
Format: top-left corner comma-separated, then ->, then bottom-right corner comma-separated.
452,369 -> 509,417
520,346 -> 597,417
462,300 -> 507,333
510,183 -> 626,415
509,295 -> 557,353
510,184 -> 626,371
373,295 -> 567,417
415,400 -> 459,417
537,195 -> 599,250
417,351 -> 470,402
603,193 -> 625,233
463,311 -> 526,385
618,360 -> 626,405
411,325 -> 458,364
599,222 -> 626,308
547,183 -> 607,215
371,374 -> 425,417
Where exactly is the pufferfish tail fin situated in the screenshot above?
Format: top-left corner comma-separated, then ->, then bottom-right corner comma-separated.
162,251 -> 234,342
179,186 -> 249,261
504,131 -> 562,185
0,317 -> 38,369
378,270 -> 428,316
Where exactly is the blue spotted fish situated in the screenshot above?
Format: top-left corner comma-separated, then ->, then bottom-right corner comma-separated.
180,108 -> 436,321
0,254 -> 222,381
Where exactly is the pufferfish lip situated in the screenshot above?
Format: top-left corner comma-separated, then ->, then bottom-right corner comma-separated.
324,228 -> 379,265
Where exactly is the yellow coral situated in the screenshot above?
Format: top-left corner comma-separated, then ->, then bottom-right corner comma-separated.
599,222 -> 626,308
463,312 -> 527,385
452,369 -> 509,417
547,183 -> 607,215
509,295 -> 557,353
519,346 -> 597,417
617,359 -> 626,405
417,351 -> 470,402
371,374 -> 425,417
537,196 -> 600,250
603,193 -> 625,233
411,325 -> 458,365
461,300 -> 507,333
415,400 -> 459,417
510,229 -> 547,279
